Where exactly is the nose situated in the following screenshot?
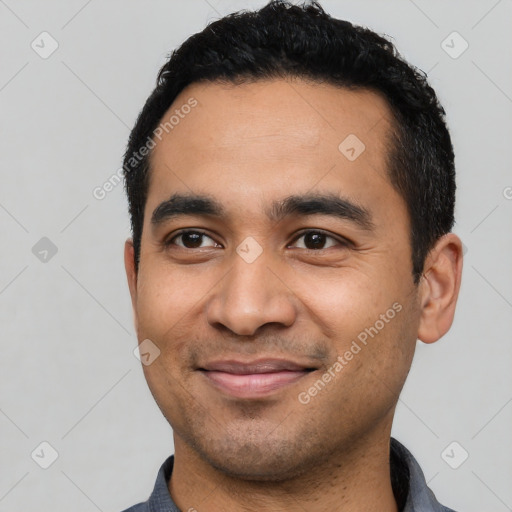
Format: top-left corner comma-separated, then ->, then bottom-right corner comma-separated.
206,250 -> 297,336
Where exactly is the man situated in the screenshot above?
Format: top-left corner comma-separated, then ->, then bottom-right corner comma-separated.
121,1 -> 463,510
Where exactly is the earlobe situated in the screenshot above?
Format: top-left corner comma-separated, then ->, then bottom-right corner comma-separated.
417,233 -> 463,344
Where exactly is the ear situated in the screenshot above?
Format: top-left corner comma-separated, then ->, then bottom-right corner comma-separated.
417,233 -> 463,344
124,239 -> 139,333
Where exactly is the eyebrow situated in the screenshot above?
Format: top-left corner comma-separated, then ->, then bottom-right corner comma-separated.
151,192 -> 374,231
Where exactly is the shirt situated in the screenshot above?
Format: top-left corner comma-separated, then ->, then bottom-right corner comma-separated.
121,437 -> 457,512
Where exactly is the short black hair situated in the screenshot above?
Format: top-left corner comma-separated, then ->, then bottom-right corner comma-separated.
123,0 -> 455,284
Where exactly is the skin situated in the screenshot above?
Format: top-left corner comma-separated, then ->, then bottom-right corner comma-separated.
124,78 -> 463,511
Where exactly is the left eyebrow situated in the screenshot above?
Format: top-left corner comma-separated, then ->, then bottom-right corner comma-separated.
150,192 -> 375,232
266,193 -> 375,232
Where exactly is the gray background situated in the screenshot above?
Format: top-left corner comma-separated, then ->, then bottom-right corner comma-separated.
0,0 -> 511,510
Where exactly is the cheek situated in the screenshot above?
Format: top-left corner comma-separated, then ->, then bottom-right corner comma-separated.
302,300 -> 417,427
134,259 -> 204,336
134,259 -> 221,381
292,268 -> 415,383
292,268 -> 394,338
134,263 -> 200,424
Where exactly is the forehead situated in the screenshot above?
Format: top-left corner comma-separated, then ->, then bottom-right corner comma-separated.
152,78 -> 393,160
146,78 -> 402,224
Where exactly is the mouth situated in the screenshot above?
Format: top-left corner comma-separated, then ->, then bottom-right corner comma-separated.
197,358 -> 317,399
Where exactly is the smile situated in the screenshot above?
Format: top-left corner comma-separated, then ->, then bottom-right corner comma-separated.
198,358 -> 316,399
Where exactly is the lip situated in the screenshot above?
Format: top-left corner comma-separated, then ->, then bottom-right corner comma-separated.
198,358 -> 316,399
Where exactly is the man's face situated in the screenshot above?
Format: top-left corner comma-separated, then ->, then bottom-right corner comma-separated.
126,79 -> 423,479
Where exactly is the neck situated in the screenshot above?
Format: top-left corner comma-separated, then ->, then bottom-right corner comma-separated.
168,429 -> 399,512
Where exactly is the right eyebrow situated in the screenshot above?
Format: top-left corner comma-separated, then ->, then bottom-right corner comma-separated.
151,193 -> 225,227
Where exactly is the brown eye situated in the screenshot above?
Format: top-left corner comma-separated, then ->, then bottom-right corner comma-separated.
168,231 -> 219,249
290,230 -> 341,250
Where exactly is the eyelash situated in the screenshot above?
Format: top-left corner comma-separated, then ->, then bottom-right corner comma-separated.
164,229 -> 349,251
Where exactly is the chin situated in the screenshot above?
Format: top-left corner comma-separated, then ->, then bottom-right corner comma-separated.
192,431 -> 314,482
208,453 -> 309,482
